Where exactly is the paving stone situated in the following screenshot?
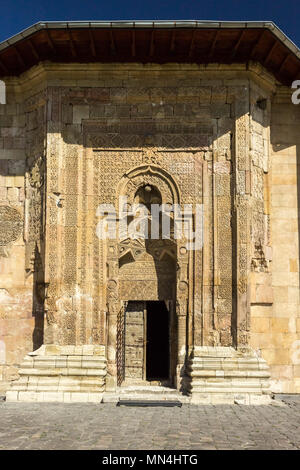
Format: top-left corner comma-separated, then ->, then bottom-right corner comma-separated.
0,401 -> 300,449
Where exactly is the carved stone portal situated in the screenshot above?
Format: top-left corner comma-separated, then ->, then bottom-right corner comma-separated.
6,101 -> 272,403
105,163 -> 185,388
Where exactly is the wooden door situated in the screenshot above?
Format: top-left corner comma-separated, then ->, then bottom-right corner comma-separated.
124,301 -> 146,380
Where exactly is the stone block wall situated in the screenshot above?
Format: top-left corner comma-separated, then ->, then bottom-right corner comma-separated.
0,99 -> 28,392
41,64 -> 241,353
0,63 -> 300,394
0,83 -> 47,392
250,88 -> 300,393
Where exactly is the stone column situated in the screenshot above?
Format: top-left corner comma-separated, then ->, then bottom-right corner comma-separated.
106,300 -> 118,390
105,242 -> 119,390
176,301 -> 187,363
176,300 -> 188,389
233,86 -> 251,349
175,231 -> 189,387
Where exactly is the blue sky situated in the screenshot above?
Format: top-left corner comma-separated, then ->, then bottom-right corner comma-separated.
1,0 -> 299,47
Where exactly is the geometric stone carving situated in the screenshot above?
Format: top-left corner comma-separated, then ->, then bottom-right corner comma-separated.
0,205 -> 22,246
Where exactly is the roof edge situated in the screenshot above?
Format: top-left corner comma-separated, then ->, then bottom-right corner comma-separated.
0,20 -> 299,60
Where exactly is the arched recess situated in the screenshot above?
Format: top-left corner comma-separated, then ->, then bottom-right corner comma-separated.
105,163 -> 189,389
116,164 -> 181,209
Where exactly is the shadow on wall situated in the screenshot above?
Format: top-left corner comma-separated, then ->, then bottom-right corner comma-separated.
0,154 -> 44,354
297,145 -> 300,290
32,245 -> 44,351
270,104 -> 300,291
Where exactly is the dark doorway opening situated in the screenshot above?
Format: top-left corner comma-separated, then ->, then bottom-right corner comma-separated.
146,300 -> 169,380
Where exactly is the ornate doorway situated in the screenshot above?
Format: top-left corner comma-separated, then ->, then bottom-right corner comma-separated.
106,164 -> 190,390
121,300 -> 171,385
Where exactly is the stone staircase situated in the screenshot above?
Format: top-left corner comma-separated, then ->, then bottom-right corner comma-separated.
187,346 -> 272,404
5,344 -> 272,405
6,345 -> 107,403
103,384 -> 189,404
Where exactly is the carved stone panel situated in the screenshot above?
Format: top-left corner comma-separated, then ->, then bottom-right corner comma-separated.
0,206 -> 22,246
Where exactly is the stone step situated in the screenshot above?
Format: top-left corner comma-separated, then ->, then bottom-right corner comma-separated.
119,385 -> 179,394
189,370 -> 270,378
6,390 -> 104,403
10,377 -> 106,393
103,393 -> 190,404
190,387 -> 270,394
103,385 -> 190,404
119,393 -> 183,401
21,359 -> 107,367
190,377 -> 269,386
189,360 -> 269,369
191,385 -> 266,394
18,367 -> 106,376
117,400 -> 182,407
11,385 -> 105,393
191,356 -> 262,361
23,355 -> 107,361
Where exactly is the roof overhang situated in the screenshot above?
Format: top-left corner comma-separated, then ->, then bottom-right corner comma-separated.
0,20 -> 299,85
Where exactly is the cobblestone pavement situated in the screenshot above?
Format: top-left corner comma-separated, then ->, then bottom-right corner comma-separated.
0,397 -> 300,450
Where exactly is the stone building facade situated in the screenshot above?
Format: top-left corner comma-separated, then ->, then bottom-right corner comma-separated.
0,21 -> 299,403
